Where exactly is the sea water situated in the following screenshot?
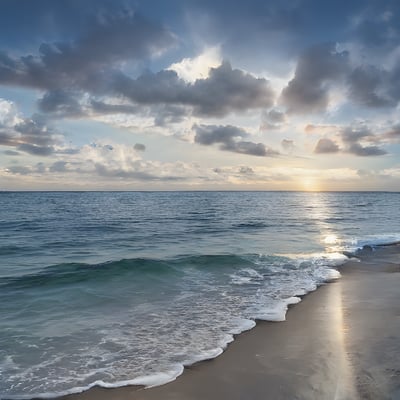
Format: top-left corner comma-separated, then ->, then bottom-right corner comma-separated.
0,191 -> 399,398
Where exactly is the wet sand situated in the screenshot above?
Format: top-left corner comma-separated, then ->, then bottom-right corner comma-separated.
52,245 -> 400,400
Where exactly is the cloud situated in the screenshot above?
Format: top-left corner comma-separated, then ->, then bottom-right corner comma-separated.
304,124 -> 338,134
113,61 -> 275,117
325,125 -> 387,156
350,4 -> 400,48
281,43 -> 349,113
340,125 -> 374,144
134,143 -> 146,151
281,139 -> 295,152
89,100 -> 140,115
0,7 -> 274,121
3,149 -> 20,156
193,124 -> 278,157
38,90 -> 84,117
0,98 -> 21,126
347,142 -> 387,156
3,142 -> 211,184
194,124 -> 245,145
0,100 -> 64,156
168,47 -> 222,82
350,60 -> 400,109
80,100 -> 187,126
266,109 -> 286,124
238,166 -> 254,174
5,165 -> 33,175
310,123 -> 388,156
31,61 -> 274,121
0,10 -> 176,91
0,132 -> 17,146
260,109 -> 287,130
347,65 -> 393,108
314,138 -> 340,154
49,161 -> 68,173
151,105 -> 188,126
384,124 -> 400,141
17,143 -> 55,156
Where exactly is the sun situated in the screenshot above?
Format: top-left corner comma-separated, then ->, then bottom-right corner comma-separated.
301,177 -> 320,191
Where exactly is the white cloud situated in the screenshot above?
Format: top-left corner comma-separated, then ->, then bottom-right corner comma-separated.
167,46 -> 222,82
0,98 -> 23,127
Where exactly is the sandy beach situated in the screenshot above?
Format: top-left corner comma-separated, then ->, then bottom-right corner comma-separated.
46,244 -> 400,400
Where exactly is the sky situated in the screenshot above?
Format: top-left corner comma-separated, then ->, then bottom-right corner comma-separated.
0,0 -> 400,191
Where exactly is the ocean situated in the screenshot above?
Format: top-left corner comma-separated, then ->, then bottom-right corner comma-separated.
1,191 -> 399,399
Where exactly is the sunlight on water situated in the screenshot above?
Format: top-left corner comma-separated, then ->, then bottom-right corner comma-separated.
323,234 -> 339,245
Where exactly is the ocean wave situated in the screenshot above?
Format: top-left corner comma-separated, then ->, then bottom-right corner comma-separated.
0,254 -> 258,291
341,233 -> 400,252
0,251 -> 347,398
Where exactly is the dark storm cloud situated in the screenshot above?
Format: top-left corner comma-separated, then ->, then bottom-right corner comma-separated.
281,43 -> 349,113
314,138 -> 340,154
113,62 -> 275,117
193,124 -> 278,157
0,10 -> 176,91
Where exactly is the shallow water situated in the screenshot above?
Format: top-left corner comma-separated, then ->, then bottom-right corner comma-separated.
0,191 -> 399,398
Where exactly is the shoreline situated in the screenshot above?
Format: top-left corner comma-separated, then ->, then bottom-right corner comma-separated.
20,244 -> 400,400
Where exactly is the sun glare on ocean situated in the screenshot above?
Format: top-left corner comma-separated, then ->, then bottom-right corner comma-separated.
322,234 -> 343,253
323,234 -> 339,245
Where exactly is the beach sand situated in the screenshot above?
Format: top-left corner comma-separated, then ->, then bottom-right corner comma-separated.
53,245 -> 400,400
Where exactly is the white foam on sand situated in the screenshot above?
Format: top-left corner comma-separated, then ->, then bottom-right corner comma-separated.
255,296 -> 302,322
3,366 -> 187,399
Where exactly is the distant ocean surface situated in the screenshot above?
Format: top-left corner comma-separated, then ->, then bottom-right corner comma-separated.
1,191 -> 399,399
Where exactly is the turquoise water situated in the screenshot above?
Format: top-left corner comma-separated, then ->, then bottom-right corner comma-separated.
0,191 -> 399,398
